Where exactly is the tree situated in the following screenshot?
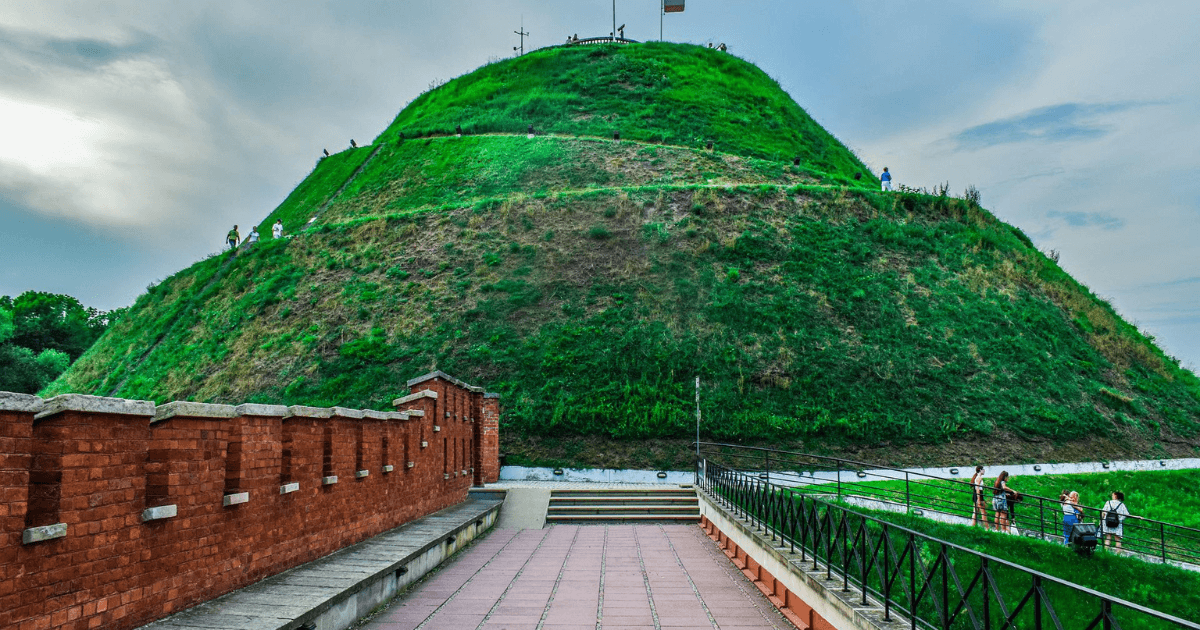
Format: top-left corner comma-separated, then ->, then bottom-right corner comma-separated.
8,291 -> 111,360
0,292 -> 116,394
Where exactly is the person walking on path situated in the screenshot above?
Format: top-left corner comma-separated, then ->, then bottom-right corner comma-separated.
1061,490 -> 1082,544
881,167 -> 892,191
1101,491 -> 1130,553
226,225 -> 240,250
970,466 -> 990,529
246,227 -> 259,246
992,471 -> 1017,533
272,219 -> 284,239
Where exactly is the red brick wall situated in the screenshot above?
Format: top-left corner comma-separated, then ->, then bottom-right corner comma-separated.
0,373 -> 500,630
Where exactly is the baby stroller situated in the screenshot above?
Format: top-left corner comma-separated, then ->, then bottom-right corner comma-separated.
1070,522 -> 1100,556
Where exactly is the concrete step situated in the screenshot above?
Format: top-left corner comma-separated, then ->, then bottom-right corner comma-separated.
550,489 -> 695,497
545,487 -> 698,523
547,505 -> 699,515
545,513 -> 700,523
549,496 -> 698,506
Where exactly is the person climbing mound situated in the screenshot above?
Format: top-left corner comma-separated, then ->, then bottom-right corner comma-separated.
226,225 -> 240,250
881,167 -> 893,191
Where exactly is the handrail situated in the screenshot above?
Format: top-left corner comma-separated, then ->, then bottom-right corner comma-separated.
697,442 -> 1200,567
699,459 -> 1200,630
565,36 -> 640,45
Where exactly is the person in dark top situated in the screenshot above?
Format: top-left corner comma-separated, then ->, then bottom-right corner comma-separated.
992,471 -> 1018,533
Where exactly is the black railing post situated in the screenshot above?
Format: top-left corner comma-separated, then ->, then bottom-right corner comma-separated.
1034,575 -> 1043,630
1161,522 -> 1168,563
883,527 -> 892,622
910,534 -> 917,630
1101,599 -> 1112,630
861,525 -> 869,606
984,556 -> 993,628
941,545 -> 949,630
836,460 -> 843,501
842,516 -> 850,592
826,507 -> 834,580
905,472 -> 911,513
1039,497 -> 1046,541
765,449 -> 771,486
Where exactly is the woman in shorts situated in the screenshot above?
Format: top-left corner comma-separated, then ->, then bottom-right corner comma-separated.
970,466 -> 989,528
992,471 -> 1015,533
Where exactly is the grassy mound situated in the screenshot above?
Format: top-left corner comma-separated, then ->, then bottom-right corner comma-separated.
45,43 -> 1200,467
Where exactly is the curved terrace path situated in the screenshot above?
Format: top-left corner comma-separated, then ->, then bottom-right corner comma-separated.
361,524 -> 794,630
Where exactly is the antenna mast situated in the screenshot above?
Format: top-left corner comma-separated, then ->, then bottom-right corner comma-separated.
514,16 -> 529,55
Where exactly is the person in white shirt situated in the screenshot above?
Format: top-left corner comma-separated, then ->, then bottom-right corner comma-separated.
272,219 -> 284,239
1101,491 -> 1131,553
246,227 -> 259,245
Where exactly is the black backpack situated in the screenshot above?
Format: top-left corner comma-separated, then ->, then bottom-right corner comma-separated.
1104,502 -> 1123,528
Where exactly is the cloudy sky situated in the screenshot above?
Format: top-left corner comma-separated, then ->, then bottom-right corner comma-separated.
1,1 -> 1197,368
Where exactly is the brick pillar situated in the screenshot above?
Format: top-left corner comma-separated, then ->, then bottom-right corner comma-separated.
34,395 -> 155,628
0,393 -> 39,629
478,394 -> 501,484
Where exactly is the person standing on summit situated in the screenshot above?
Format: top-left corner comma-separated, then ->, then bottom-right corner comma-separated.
881,167 -> 893,191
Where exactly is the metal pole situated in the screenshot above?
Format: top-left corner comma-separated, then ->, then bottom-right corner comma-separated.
695,376 -> 701,459
660,0 -> 664,41
905,472 -> 911,513
613,0 -> 616,41
836,460 -> 842,501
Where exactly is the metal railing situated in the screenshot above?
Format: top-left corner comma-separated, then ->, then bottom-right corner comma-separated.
565,36 -> 640,46
699,460 -> 1200,630
697,443 -> 1200,568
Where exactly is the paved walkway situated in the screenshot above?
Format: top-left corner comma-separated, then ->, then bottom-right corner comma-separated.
362,524 -> 793,630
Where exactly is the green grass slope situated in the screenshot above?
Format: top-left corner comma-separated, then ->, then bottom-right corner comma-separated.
378,43 -> 870,182
45,43 -> 1200,468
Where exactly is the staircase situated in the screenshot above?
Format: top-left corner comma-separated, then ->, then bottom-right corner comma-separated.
545,487 -> 700,524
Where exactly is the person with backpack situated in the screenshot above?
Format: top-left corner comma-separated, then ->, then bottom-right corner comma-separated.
1101,491 -> 1130,553
1061,490 -> 1082,544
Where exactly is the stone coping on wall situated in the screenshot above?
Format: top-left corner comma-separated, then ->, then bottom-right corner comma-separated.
0,391 -> 448,424
406,369 -> 485,393
153,401 -> 238,423
0,391 -> 44,413
393,389 -> 437,406
234,403 -> 289,417
34,393 -> 155,420
285,405 -> 334,419
484,392 -> 501,399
